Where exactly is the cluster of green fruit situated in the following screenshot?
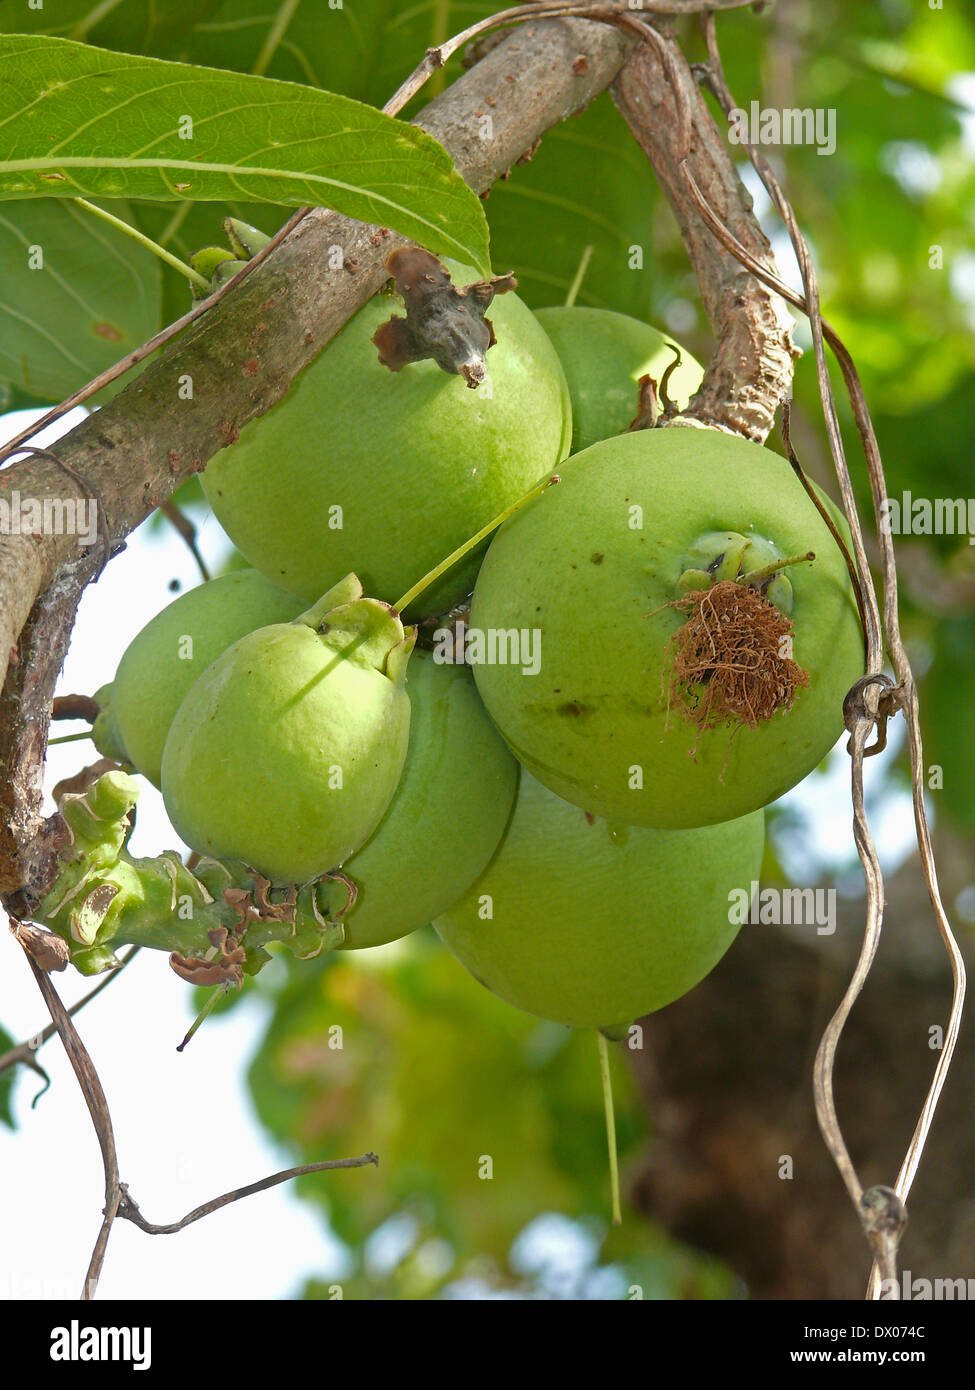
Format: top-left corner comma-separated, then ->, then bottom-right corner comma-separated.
79,259 -> 863,1037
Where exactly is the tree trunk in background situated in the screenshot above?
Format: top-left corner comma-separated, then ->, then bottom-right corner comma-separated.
626,836 -> 975,1299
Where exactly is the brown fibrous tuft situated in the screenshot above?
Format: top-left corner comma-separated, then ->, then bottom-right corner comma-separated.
665,579 -> 809,735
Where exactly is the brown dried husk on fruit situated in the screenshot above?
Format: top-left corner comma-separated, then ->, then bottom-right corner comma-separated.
665,579 -> 809,735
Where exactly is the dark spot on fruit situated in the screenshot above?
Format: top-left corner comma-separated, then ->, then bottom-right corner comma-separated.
590,552 -> 604,565
558,701 -> 592,717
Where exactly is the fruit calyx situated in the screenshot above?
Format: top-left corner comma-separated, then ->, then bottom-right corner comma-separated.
295,573 -> 416,680
372,248 -> 518,388
664,532 -> 818,737
676,531 -> 816,615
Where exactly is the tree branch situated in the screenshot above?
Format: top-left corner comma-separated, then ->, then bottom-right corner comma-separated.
610,18 -> 799,441
117,1154 -> 379,1236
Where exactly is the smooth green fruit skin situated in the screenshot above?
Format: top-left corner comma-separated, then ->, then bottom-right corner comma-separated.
534,306 -> 703,454
90,682 -> 131,767
470,428 -> 864,829
335,652 -> 518,950
111,570 -> 304,786
161,621 -> 411,883
202,262 -> 572,616
435,771 -> 765,1031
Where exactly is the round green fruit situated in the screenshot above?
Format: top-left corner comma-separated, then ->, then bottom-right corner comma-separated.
470,427 -> 864,828
100,569 -> 304,787
534,306 -> 703,454
321,650 -> 518,950
161,575 -> 414,883
435,770 -> 765,1031
202,261 -> 572,616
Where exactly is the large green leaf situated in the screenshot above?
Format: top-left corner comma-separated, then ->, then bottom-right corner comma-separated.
0,35 -> 489,271
182,0 -> 501,108
483,93 -> 663,318
0,197 -> 160,402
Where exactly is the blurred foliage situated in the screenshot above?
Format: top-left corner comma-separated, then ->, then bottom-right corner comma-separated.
1,0 -> 973,1298
242,931 -> 738,1299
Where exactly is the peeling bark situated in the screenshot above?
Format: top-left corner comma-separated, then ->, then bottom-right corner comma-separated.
612,25 -> 798,441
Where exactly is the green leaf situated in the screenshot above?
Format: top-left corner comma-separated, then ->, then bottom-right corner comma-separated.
184,0 -> 502,109
0,197 -> 161,403
483,93 -> 663,318
0,0 -> 225,54
0,1024 -> 16,1128
0,35 -> 489,272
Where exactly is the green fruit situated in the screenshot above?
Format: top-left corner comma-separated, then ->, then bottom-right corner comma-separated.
534,306 -> 703,454
90,682 -> 131,767
435,771 -> 765,1031
322,651 -> 518,950
161,575 -> 414,883
202,261 -> 572,616
470,427 -> 864,828
103,569 -> 304,787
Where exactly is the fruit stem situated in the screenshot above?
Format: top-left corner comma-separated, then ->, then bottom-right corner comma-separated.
738,550 -> 815,587
597,1030 -> 622,1226
47,730 -> 92,745
177,985 -> 227,1052
563,244 -> 593,308
393,474 -> 561,614
72,197 -> 210,292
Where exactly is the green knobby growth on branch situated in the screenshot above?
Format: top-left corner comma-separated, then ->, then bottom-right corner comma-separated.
36,771 -> 347,978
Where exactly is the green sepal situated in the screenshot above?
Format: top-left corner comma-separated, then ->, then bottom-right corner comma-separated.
296,573 -> 416,678
35,773 -> 351,978
224,218 -> 272,259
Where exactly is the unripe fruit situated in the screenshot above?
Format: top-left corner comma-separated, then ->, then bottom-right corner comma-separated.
100,569 -> 304,787
435,771 -> 765,1032
161,575 -> 414,883
470,427 -> 864,828
91,682 -> 131,768
322,651 -> 518,950
202,261 -> 572,616
534,306 -> 703,453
